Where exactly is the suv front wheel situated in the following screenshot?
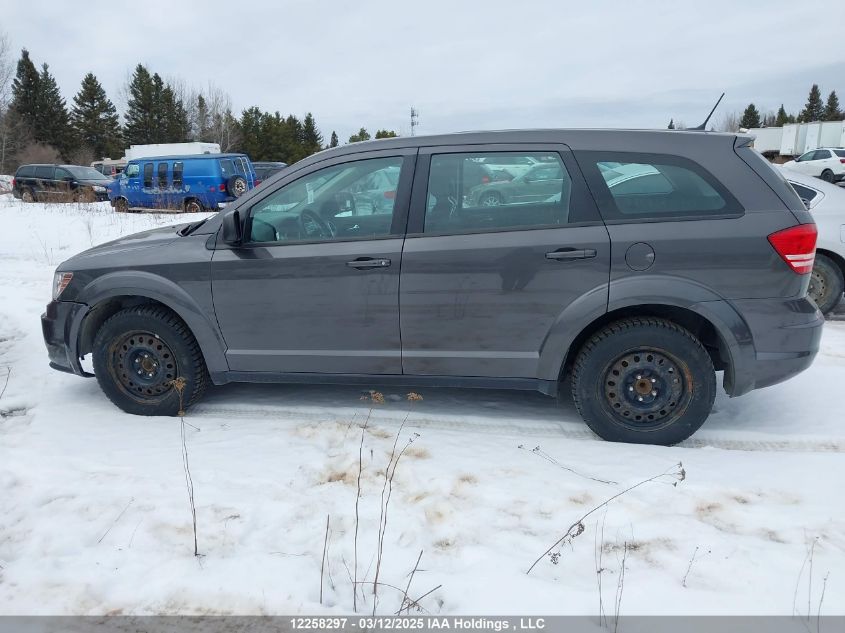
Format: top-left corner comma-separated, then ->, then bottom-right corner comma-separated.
92,305 -> 208,416
571,318 -> 716,445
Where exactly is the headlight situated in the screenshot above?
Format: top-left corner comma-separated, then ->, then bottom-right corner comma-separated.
92,185 -> 106,193
53,272 -> 73,300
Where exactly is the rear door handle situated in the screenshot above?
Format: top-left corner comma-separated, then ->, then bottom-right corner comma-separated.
346,257 -> 392,269
545,248 -> 597,261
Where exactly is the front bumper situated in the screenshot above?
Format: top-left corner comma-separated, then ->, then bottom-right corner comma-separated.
41,300 -> 92,377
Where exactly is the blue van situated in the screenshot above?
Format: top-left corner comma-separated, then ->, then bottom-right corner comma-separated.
109,154 -> 257,213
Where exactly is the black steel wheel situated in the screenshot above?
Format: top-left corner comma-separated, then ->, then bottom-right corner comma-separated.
114,197 -> 129,213
571,317 -> 715,445
184,198 -> 203,214
93,306 -> 208,416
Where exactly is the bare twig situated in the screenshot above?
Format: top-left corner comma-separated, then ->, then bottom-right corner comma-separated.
682,546 -> 700,588
395,584 -> 442,615
519,444 -> 617,485
594,512 -> 607,627
353,410 -> 371,612
320,514 -> 330,605
808,538 -> 816,622
794,538 -> 814,617
614,542 -> 628,633
527,463 -> 685,574
400,550 -> 424,615
97,498 -> 134,544
373,418 -> 418,615
170,377 -> 198,557
0,367 -> 10,400
817,572 -> 829,633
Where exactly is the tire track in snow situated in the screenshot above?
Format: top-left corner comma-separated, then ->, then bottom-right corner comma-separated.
188,403 -> 844,453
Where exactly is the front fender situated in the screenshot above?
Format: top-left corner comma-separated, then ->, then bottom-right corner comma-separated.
78,270 -> 229,376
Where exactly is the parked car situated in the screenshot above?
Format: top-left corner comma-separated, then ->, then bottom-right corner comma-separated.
109,153 -> 257,213
782,147 -> 845,183
778,165 -> 845,314
91,160 -> 126,178
253,161 -> 288,184
42,129 -> 823,445
12,164 -> 112,202
479,154 -> 543,179
468,160 -> 565,207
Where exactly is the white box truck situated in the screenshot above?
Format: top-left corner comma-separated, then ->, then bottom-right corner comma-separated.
124,142 -> 221,160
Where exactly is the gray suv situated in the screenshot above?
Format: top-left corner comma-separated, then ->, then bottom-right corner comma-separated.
41,130 -> 824,445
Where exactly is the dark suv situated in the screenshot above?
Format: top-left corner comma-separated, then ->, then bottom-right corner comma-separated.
41,130 -> 824,445
13,164 -> 113,202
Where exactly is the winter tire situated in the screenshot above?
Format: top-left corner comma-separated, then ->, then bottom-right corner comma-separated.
571,317 -> 716,445
184,199 -> 203,214
809,253 -> 844,315
92,306 -> 208,416
226,175 -> 247,198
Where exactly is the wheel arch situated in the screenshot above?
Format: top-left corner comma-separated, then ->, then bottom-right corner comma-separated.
538,280 -> 755,397
76,273 -> 229,379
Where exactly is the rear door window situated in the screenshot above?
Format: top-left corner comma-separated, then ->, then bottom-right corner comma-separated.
35,166 -> 54,179
580,152 -> 743,220
424,152 -> 572,234
219,159 -> 236,178
143,163 -> 153,188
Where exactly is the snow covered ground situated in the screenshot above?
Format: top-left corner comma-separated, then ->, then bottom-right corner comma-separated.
0,194 -> 843,617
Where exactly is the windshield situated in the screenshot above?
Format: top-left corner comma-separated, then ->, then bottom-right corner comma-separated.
66,166 -> 111,181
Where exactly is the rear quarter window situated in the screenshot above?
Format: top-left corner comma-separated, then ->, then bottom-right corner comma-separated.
834,150 -> 845,159
578,151 -> 743,221
16,165 -> 35,177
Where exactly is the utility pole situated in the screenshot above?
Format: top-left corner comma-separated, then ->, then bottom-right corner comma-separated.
410,107 -> 419,136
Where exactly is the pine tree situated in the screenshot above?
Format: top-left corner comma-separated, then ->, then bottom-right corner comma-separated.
124,64 -> 156,145
329,131 -> 338,148
9,49 -> 39,130
348,127 -> 370,143
70,72 -> 122,159
34,63 -> 73,157
374,129 -> 398,138
739,103 -> 761,129
239,106 -> 264,160
301,112 -> 323,155
195,94 -> 210,141
799,84 -> 825,122
775,104 -> 789,127
160,83 -> 188,142
667,118 -> 675,130
823,90 -> 842,121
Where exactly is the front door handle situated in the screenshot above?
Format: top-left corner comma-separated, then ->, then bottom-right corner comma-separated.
545,248 -> 597,261
346,257 -> 391,269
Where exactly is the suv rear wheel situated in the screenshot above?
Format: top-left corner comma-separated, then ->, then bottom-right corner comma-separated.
821,169 -> 835,183
21,189 -> 34,203
92,306 -> 208,416
571,317 -> 716,445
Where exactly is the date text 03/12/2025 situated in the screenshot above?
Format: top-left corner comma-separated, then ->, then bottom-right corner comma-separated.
288,617 -> 547,630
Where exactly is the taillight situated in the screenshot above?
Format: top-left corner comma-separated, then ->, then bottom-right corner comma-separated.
481,176 -> 490,184
767,224 -> 817,274
219,184 -> 226,192
11,178 -> 15,188
840,158 -> 845,164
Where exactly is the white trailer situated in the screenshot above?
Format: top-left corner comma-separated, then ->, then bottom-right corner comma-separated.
780,124 -> 800,156
748,127 -> 782,154
124,142 -> 221,160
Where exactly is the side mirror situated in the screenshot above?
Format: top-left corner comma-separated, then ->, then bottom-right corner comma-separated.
221,210 -> 243,245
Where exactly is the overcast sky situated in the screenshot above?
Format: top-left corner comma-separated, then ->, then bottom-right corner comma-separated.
4,0 -> 844,142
